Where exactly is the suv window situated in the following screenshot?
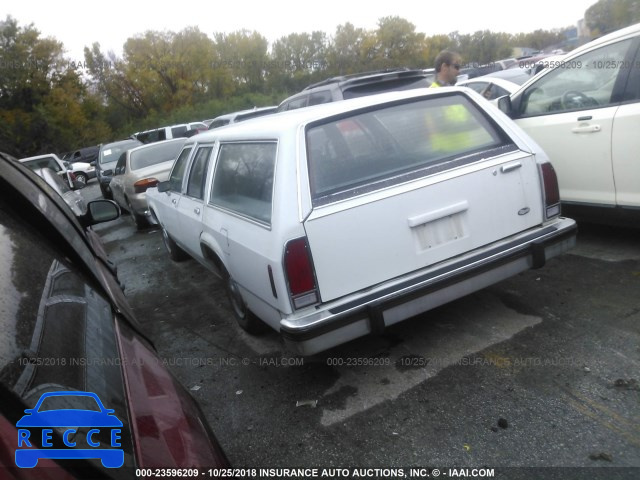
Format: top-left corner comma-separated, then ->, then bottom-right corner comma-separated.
520,39 -> 634,117
23,157 -> 62,173
306,95 -> 508,205
309,90 -> 333,106
342,76 -> 429,99
171,126 -> 187,138
282,96 -> 307,111
169,147 -> 192,192
186,147 -> 212,199
210,142 -> 277,225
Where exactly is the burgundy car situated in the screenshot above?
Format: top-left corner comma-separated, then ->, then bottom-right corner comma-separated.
0,155 -> 229,478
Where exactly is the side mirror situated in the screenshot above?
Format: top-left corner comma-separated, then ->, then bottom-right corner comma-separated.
497,95 -> 513,117
157,181 -> 170,193
78,199 -> 121,228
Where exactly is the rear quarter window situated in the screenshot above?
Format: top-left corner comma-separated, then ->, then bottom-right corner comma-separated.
209,142 -> 277,225
130,141 -> 184,170
306,94 -> 513,205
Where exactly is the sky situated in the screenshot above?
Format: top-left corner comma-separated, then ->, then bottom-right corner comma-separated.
2,0 -> 598,61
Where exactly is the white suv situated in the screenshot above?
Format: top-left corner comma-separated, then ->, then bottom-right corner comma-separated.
148,88 -> 576,355
498,22 -> 640,225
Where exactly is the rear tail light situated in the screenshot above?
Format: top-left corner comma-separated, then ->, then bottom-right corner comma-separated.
284,237 -> 319,309
67,171 -> 77,182
540,162 -> 561,219
134,178 -> 160,194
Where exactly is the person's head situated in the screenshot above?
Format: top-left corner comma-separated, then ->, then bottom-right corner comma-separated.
434,50 -> 463,86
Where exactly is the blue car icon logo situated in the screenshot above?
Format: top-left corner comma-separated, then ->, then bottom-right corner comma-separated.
15,391 -> 124,468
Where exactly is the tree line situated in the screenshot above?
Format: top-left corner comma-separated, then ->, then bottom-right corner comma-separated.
1,0 -> 638,157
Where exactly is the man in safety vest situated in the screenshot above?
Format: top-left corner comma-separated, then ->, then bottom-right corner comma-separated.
427,50 -> 473,152
430,50 -> 463,88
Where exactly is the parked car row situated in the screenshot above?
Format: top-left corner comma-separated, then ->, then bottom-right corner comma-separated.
107,138 -> 188,229
132,122 -> 209,144
205,106 -> 278,129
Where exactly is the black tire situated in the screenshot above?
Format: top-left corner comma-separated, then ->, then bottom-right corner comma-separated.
100,183 -> 113,200
74,172 -> 87,185
126,198 -> 149,230
225,272 -> 266,334
161,226 -> 189,262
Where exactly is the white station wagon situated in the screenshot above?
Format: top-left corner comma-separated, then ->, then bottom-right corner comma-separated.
147,88 -> 577,355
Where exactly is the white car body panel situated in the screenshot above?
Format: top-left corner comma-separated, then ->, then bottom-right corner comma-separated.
515,106 -> 618,206
611,101 -> 640,207
303,151 -> 543,302
505,22 -> 640,215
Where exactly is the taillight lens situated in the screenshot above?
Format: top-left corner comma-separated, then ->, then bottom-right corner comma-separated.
540,162 -> 560,219
284,237 -> 319,309
134,178 -> 159,194
67,171 -> 77,182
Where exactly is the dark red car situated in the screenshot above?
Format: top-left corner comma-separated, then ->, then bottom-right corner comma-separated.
0,155 -> 229,478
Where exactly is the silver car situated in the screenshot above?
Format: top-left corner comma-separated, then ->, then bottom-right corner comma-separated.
108,138 -> 187,229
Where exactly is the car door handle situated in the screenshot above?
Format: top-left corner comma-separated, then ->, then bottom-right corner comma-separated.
501,161 -> 522,173
194,208 -> 201,215
572,124 -> 601,133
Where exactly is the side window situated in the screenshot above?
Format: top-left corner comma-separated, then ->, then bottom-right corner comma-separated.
309,90 -> 333,106
465,82 -> 489,95
114,153 -> 126,175
210,142 -> 277,225
168,147 -> 192,193
44,157 -> 62,172
172,126 -> 187,138
520,39 -> 634,117
284,96 -> 307,111
186,147 -> 212,200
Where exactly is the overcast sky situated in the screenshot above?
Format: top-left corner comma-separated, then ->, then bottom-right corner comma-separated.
3,0 -> 597,61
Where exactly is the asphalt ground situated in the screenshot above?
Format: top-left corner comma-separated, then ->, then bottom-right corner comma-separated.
85,182 -> 640,479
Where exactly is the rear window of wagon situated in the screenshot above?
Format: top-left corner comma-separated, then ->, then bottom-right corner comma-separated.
305,94 -> 514,206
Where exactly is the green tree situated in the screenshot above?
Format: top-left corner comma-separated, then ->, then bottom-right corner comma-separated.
213,30 -> 269,93
0,16 -> 110,156
372,16 -> 424,68
268,32 -> 328,92
585,0 -> 640,36
326,23 -> 369,75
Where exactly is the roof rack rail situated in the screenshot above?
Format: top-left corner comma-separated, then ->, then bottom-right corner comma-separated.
302,67 -> 415,90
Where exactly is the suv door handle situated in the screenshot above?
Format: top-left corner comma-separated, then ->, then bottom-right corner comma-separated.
572,124 -> 601,133
194,208 -> 201,215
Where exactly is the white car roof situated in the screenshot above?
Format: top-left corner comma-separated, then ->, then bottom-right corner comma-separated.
19,153 -> 63,163
188,88 -> 485,142
457,76 -> 522,94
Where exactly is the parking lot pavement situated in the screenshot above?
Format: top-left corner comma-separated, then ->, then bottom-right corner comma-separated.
88,182 -> 640,475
